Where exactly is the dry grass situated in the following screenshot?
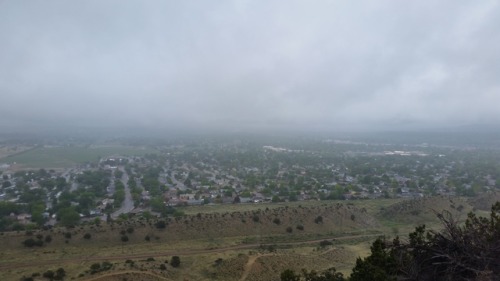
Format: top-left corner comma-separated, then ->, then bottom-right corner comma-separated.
2,197 -> 488,281
380,196 -> 473,226
468,191 -> 500,211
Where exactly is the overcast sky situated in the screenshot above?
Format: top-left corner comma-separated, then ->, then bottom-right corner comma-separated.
1,1 -> 499,134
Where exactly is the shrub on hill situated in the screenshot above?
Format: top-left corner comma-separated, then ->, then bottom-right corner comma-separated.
155,220 -> 167,229
252,215 -> 260,222
89,262 -> 113,274
314,216 -> 323,224
281,268 -> 345,281
42,268 -> 65,280
319,240 -> 333,247
22,238 -> 43,247
120,235 -> 129,242
42,270 -> 55,279
171,256 -> 181,268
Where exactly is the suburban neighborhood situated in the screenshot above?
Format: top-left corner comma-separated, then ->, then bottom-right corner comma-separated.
1,137 -> 498,230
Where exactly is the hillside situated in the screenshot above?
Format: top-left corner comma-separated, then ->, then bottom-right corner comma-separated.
0,197 -> 493,281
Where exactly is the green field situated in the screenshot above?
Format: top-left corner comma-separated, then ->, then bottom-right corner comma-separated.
3,145 -> 158,168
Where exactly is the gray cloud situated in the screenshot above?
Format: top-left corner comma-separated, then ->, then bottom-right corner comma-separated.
1,0 -> 499,133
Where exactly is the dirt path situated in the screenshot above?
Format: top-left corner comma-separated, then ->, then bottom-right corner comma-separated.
0,233 -> 380,271
239,253 -> 273,281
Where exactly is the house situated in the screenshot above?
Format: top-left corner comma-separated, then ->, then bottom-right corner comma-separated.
179,194 -> 195,201
17,213 -> 32,224
239,197 -> 253,203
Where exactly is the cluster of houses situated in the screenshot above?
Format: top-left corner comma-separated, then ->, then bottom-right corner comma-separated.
1,144 -> 498,228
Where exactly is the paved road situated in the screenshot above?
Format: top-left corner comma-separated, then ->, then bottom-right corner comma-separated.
69,181 -> 78,192
61,169 -> 78,192
170,173 -> 186,190
111,167 -> 134,219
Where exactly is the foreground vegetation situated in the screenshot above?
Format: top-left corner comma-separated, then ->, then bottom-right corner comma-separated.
281,202 -> 500,281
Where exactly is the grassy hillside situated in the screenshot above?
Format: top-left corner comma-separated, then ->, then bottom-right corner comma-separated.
0,197 -> 492,281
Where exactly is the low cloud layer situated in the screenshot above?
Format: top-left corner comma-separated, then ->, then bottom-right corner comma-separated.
1,1 -> 499,133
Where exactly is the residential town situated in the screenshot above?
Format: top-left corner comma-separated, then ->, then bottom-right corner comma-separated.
1,137 -> 499,230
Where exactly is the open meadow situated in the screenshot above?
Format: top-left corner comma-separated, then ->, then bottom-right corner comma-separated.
2,145 -> 158,169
